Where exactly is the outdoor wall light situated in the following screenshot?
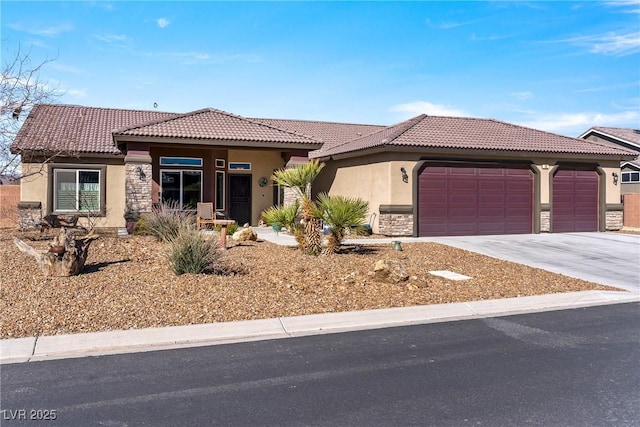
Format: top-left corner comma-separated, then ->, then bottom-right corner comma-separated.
400,167 -> 409,183
136,166 -> 146,181
613,172 -> 619,185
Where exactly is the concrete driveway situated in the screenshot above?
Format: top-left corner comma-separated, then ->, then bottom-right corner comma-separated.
428,233 -> 640,294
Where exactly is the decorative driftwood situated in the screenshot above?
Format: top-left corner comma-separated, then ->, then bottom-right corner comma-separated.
13,227 -> 99,277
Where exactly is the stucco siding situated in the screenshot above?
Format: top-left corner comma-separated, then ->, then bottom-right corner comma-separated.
228,149 -> 286,225
315,153 -> 393,232
21,160 -> 126,228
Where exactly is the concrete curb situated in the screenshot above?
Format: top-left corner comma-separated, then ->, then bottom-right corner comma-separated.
2,290 -> 637,364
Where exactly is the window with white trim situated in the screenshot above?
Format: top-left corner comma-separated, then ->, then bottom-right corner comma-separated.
215,170 -> 225,211
621,171 -> 640,183
53,169 -> 101,213
161,170 -> 202,209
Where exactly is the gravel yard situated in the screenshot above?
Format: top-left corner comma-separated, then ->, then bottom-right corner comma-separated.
0,228 -> 619,339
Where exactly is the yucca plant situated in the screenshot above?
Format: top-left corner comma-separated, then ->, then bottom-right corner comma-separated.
261,200 -> 300,231
272,159 -> 325,255
313,193 -> 369,254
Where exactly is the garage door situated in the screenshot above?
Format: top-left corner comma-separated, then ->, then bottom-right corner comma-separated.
418,165 -> 533,236
552,169 -> 598,232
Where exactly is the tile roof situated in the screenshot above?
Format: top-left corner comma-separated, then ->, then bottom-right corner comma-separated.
11,104 -> 177,155
114,109 -> 323,146
582,126 -> 640,147
251,118 -> 385,147
311,115 -> 638,158
12,104 -> 637,160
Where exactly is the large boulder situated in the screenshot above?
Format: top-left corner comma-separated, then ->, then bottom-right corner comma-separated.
232,226 -> 258,242
373,259 -> 409,283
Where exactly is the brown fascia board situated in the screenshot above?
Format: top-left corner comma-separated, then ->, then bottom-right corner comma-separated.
20,151 -> 124,161
113,134 -> 323,151
313,144 -> 638,162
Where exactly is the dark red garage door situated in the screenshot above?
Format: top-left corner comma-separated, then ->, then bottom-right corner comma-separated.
418,165 -> 533,236
552,169 -> 598,232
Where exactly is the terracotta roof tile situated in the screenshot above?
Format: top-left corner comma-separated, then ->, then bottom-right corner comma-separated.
251,118 -> 385,147
311,115 -> 638,158
115,109 -> 322,146
11,104 -> 176,155
584,126 -> 640,147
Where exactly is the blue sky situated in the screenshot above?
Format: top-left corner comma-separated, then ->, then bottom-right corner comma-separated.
2,1 -> 639,137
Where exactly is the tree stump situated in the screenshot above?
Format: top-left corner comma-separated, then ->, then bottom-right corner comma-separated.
13,227 -> 99,277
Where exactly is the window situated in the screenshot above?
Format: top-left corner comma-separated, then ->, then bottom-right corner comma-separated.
53,169 -> 101,213
215,159 -> 226,168
229,162 -> 251,171
161,170 -> 202,209
215,171 -> 225,211
621,171 -> 640,183
159,157 -> 203,167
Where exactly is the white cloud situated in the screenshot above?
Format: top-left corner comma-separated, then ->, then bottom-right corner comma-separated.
559,31 -> 640,56
157,18 -> 170,28
605,0 -> 640,13
390,101 -> 468,117
154,51 -> 262,65
8,22 -> 73,37
51,63 -> 86,74
66,88 -> 87,98
511,91 -> 533,101
93,34 -> 128,43
518,111 -> 639,134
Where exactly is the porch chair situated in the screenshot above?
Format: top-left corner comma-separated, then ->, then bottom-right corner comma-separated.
196,202 -> 216,230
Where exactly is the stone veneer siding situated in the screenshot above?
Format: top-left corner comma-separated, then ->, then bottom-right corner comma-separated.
540,210 -> 551,232
378,205 -> 413,236
124,161 -> 153,218
16,201 -> 42,230
605,209 -> 623,231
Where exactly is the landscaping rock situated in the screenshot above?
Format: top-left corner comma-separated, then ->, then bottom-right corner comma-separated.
373,259 -> 409,283
232,226 -> 258,242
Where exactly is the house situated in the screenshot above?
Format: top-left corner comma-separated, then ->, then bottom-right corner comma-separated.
11,103 -> 637,236
579,126 -> 640,194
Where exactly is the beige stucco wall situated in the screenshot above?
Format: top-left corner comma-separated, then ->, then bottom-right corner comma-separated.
228,149 -> 286,224
314,153 -> 419,232
20,160 -> 126,228
599,160 -> 624,204
317,152 -> 626,234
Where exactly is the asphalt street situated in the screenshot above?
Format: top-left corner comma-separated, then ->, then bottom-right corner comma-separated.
2,303 -> 639,426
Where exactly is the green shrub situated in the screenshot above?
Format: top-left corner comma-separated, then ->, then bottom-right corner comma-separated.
261,201 -> 300,232
144,201 -> 194,242
214,223 -> 239,235
168,227 -> 223,275
313,193 -> 369,254
132,214 -> 151,236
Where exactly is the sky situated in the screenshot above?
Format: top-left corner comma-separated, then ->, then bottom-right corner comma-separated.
2,0 -> 639,137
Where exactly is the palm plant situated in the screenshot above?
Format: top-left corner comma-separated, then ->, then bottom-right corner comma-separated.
313,193 -> 369,254
272,159 -> 325,255
261,200 -> 300,231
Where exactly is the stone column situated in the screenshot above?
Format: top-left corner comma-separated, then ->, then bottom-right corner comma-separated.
124,153 -> 152,231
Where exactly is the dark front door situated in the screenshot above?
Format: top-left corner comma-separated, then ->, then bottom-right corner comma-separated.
229,174 -> 252,225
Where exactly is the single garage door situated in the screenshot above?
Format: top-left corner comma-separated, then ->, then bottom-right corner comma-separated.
418,164 -> 533,236
552,169 -> 598,232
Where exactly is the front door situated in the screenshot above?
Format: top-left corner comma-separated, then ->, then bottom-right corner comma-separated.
229,174 -> 252,225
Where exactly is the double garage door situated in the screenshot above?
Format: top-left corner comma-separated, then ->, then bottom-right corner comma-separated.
417,164 -> 598,236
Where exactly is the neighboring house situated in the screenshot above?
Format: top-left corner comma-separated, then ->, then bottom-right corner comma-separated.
579,126 -> 640,194
11,103 -> 637,236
